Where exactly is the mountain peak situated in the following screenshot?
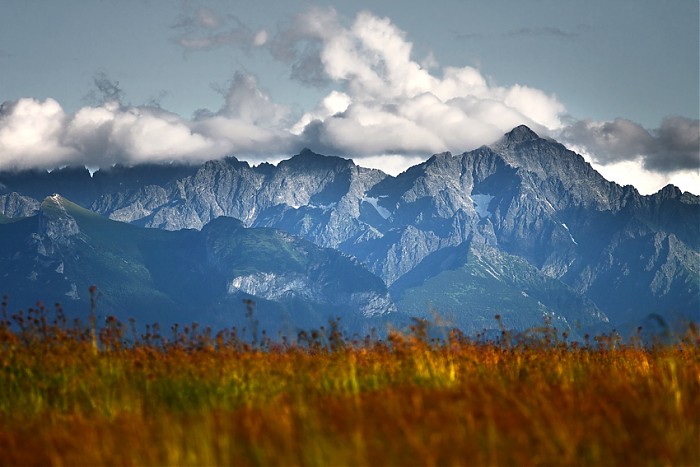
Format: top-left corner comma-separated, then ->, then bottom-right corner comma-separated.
656,184 -> 682,200
42,193 -> 66,208
504,125 -> 540,143
39,194 -> 81,243
285,148 -> 352,168
40,193 -> 100,220
295,148 -> 330,160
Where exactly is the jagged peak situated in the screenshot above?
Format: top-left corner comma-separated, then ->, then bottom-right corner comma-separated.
38,194 -> 81,242
203,156 -> 249,170
42,193 -> 66,207
295,148 -> 338,160
222,155 -> 247,167
504,125 -> 540,143
40,194 -> 98,219
655,184 -> 682,200
680,191 -> 700,204
284,148 -> 353,168
424,151 -> 453,163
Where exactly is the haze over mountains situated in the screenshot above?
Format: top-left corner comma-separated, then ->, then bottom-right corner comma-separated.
1,126 -> 697,337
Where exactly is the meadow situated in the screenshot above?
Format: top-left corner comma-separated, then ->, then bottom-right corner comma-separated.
0,300 -> 698,466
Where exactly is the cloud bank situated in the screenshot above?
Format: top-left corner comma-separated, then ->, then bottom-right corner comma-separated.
559,117 -> 699,173
0,9 -> 564,168
0,8 -> 696,194
0,72 -> 296,170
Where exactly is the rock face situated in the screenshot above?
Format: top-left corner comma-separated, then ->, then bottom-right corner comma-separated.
0,192 -> 40,218
1,125 -> 697,331
0,197 -> 395,331
37,195 -> 81,245
390,241 -> 608,338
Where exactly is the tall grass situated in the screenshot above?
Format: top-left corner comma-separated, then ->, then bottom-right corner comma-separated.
0,301 -> 698,466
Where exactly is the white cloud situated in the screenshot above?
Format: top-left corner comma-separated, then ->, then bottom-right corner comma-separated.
217,73 -> 291,127
592,159 -> 699,196
355,154 -> 427,176
290,90 -> 351,135
0,98 -> 73,168
0,8 -> 695,195
566,143 -> 699,195
1,10 -> 566,171
285,9 -> 565,158
0,74 -> 295,170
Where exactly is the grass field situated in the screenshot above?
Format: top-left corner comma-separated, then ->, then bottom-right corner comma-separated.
0,302 -> 698,466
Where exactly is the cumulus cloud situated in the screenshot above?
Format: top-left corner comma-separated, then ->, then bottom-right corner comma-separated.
174,7 -> 566,156
567,150 -> 699,196
0,74 -> 296,171
0,7 -> 695,195
277,9 -> 566,158
0,98 -> 73,165
0,8 -> 567,173
559,116 -> 700,173
216,72 -> 291,126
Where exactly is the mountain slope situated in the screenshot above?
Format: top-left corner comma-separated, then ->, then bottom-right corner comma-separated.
0,195 -> 395,332
2,125 -> 697,331
390,241 -> 608,338
0,192 -> 40,218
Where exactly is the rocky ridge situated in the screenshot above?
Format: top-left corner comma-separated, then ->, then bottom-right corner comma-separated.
1,125 -> 697,330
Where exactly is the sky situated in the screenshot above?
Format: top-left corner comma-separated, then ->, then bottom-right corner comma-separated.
0,0 -> 698,195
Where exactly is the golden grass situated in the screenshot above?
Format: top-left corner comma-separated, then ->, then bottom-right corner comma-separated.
0,305 -> 698,466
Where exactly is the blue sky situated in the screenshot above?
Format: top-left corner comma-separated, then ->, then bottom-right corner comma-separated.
0,0 -> 698,194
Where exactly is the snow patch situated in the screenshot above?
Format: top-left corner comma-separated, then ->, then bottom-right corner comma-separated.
309,202 -> 337,212
561,223 -> 578,245
470,194 -> 494,218
363,196 -> 392,219
245,205 -> 257,222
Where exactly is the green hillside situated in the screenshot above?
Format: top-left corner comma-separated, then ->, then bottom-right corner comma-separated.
0,195 -> 391,332
391,242 -> 607,337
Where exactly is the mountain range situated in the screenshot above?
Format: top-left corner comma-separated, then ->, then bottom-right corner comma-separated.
1,125 -> 697,337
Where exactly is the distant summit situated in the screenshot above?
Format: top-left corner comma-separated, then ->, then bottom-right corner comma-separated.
285,148 -> 353,168
656,184 -> 683,200
504,124 -> 540,143
0,125 -> 697,335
